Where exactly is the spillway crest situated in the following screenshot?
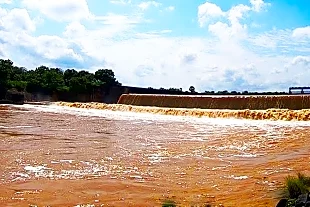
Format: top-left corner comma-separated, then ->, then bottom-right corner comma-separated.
117,94 -> 310,110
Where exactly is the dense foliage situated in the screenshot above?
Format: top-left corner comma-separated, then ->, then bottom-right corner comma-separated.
0,59 -> 121,99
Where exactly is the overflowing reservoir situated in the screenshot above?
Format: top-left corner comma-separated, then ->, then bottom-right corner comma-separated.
1,104 -> 310,206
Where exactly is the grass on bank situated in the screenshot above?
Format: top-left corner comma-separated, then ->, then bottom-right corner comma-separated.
162,200 -> 177,207
284,172 -> 310,199
275,172 -> 310,207
161,199 -> 213,207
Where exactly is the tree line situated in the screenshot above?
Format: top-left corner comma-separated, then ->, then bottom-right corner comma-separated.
149,87 -> 287,95
0,59 -> 121,100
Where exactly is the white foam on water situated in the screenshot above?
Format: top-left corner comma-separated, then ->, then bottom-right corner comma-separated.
225,175 -> 249,180
24,165 -> 48,173
232,175 -> 249,180
10,172 -> 30,182
0,125 -> 34,129
233,153 -> 261,158
13,104 -> 310,128
59,159 -> 74,163
147,153 -> 166,163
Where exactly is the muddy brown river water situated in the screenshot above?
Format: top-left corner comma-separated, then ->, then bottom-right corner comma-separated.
1,104 -> 310,207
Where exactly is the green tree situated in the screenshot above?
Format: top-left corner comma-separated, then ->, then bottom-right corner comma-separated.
66,70 -> 96,93
189,86 -> 195,93
0,59 -> 14,98
7,66 -> 27,91
43,68 -> 67,93
168,88 -> 182,92
64,69 -> 78,86
0,59 -> 13,83
8,66 -> 26,81
0,58 -> 122,101
25,70 -> 41,93
95,69 -> 121,88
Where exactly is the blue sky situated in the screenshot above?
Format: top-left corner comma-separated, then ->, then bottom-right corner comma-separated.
0,0 -> 310,92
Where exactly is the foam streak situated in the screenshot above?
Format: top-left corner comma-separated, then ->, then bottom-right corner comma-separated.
55,101 -> 310,121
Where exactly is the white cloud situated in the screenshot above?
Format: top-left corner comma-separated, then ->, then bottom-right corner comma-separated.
0,8 -> 36,32
248,28 -> 310,55
0,0 -> 12,4
62,17 -> 138,61
227,4 -> 251,23
92,13 -> 143,25
225,4 -> 251,39
0,6 -> 82,67
135,30 -> 172,38
292,26 -> 310,39
198,2 -> 224,27
206,9 -> 249,40
199,0 -> 270,40
110,0 -> 131,5
29,35 -> 82,61
208,22 -> 229,39
1,29 -> 81,61
63,21 -> 86,38
165,6 -> 175,11
291,56 -> 310,66
138,1 -> 161,10
250,0 -> 270,12
22,0 -> 91,22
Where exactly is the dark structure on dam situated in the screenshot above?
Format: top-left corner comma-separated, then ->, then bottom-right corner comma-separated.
289,87 -> 310,94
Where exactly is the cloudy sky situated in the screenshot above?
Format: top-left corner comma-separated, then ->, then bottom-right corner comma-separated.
0,0 -> 310,92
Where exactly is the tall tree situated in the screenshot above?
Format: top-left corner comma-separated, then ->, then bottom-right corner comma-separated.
0,59 -> 14,98
189,86 -> 196,93
95,69 -> 117,87
64,69 -> 78,85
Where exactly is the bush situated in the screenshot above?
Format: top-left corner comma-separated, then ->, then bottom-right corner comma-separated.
285,173 -> 310,199
162,200 -> 177,207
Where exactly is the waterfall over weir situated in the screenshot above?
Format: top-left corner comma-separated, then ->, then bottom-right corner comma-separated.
117,94 -> 310,110
56,93 -> 310,121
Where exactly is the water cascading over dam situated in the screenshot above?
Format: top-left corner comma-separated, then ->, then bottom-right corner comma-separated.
55,94 -> 310,121
117,94 -> 310,110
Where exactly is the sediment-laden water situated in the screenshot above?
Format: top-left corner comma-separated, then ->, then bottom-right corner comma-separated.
57,101 -> 310,121
1,104 -> 310,207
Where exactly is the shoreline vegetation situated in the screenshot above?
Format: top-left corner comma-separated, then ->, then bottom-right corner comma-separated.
0,59 -> 121,103
278,173 -> 310,207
